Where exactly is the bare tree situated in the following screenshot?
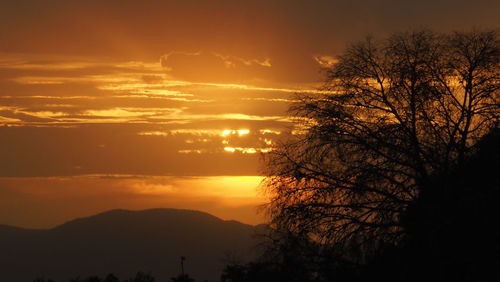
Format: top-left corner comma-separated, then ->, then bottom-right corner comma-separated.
264,30 -> 499,254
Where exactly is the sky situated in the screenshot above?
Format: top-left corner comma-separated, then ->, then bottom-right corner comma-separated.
1,0 -> 498,228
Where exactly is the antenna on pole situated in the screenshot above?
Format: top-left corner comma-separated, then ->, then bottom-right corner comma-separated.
180,256 -> 186,275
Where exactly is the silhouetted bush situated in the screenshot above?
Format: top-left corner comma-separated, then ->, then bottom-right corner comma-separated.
171,273 -> 195,282
33,271 -> 159,282
104,273 -> 119,282
33,278 -> 55,282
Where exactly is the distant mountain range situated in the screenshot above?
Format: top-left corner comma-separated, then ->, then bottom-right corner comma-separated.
0,209 -> 263,282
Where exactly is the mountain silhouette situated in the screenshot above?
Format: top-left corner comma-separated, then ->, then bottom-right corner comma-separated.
0,208 -> 260,282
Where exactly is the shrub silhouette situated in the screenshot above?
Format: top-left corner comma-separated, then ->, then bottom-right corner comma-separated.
171,273 -> 195,282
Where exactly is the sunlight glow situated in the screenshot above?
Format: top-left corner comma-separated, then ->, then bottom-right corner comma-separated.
138,131 -> 169,136
178,149 -> 203,154
259,129 -> 281,135
221,129 -> 251,136
262,138 -> 273,145
221,129 -> 232,136
237,129 -> 250,136
223,146 -> 270,154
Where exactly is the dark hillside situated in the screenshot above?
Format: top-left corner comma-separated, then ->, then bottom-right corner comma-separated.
0,208 -> 259,282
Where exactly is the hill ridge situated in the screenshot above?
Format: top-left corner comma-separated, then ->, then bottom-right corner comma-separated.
0,208 -> 259,282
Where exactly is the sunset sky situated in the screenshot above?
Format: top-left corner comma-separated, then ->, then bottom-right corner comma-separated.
1,0 -> 498,228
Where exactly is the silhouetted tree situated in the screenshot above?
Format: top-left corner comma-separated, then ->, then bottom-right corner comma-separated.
401,128 -> 500,281
222,228 -> 346,282
265,29 -> 499,258
104,273 -> 119,282
33,278 -> 55,282
347,128 -> 500,282
83,276 -> 102,282
131,271 -> 155,282
171,273 -> 195,282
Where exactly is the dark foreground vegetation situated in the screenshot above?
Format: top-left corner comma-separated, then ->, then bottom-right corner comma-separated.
34,271 -> 195,282
222,129 -> 499,282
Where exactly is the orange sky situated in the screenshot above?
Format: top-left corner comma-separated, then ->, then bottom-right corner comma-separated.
1,0 -> 498,228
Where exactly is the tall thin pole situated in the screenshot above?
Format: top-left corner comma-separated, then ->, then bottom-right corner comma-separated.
180,256 -> 186,275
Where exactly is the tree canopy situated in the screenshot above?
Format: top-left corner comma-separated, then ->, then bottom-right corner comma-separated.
264,29 -> 499,253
